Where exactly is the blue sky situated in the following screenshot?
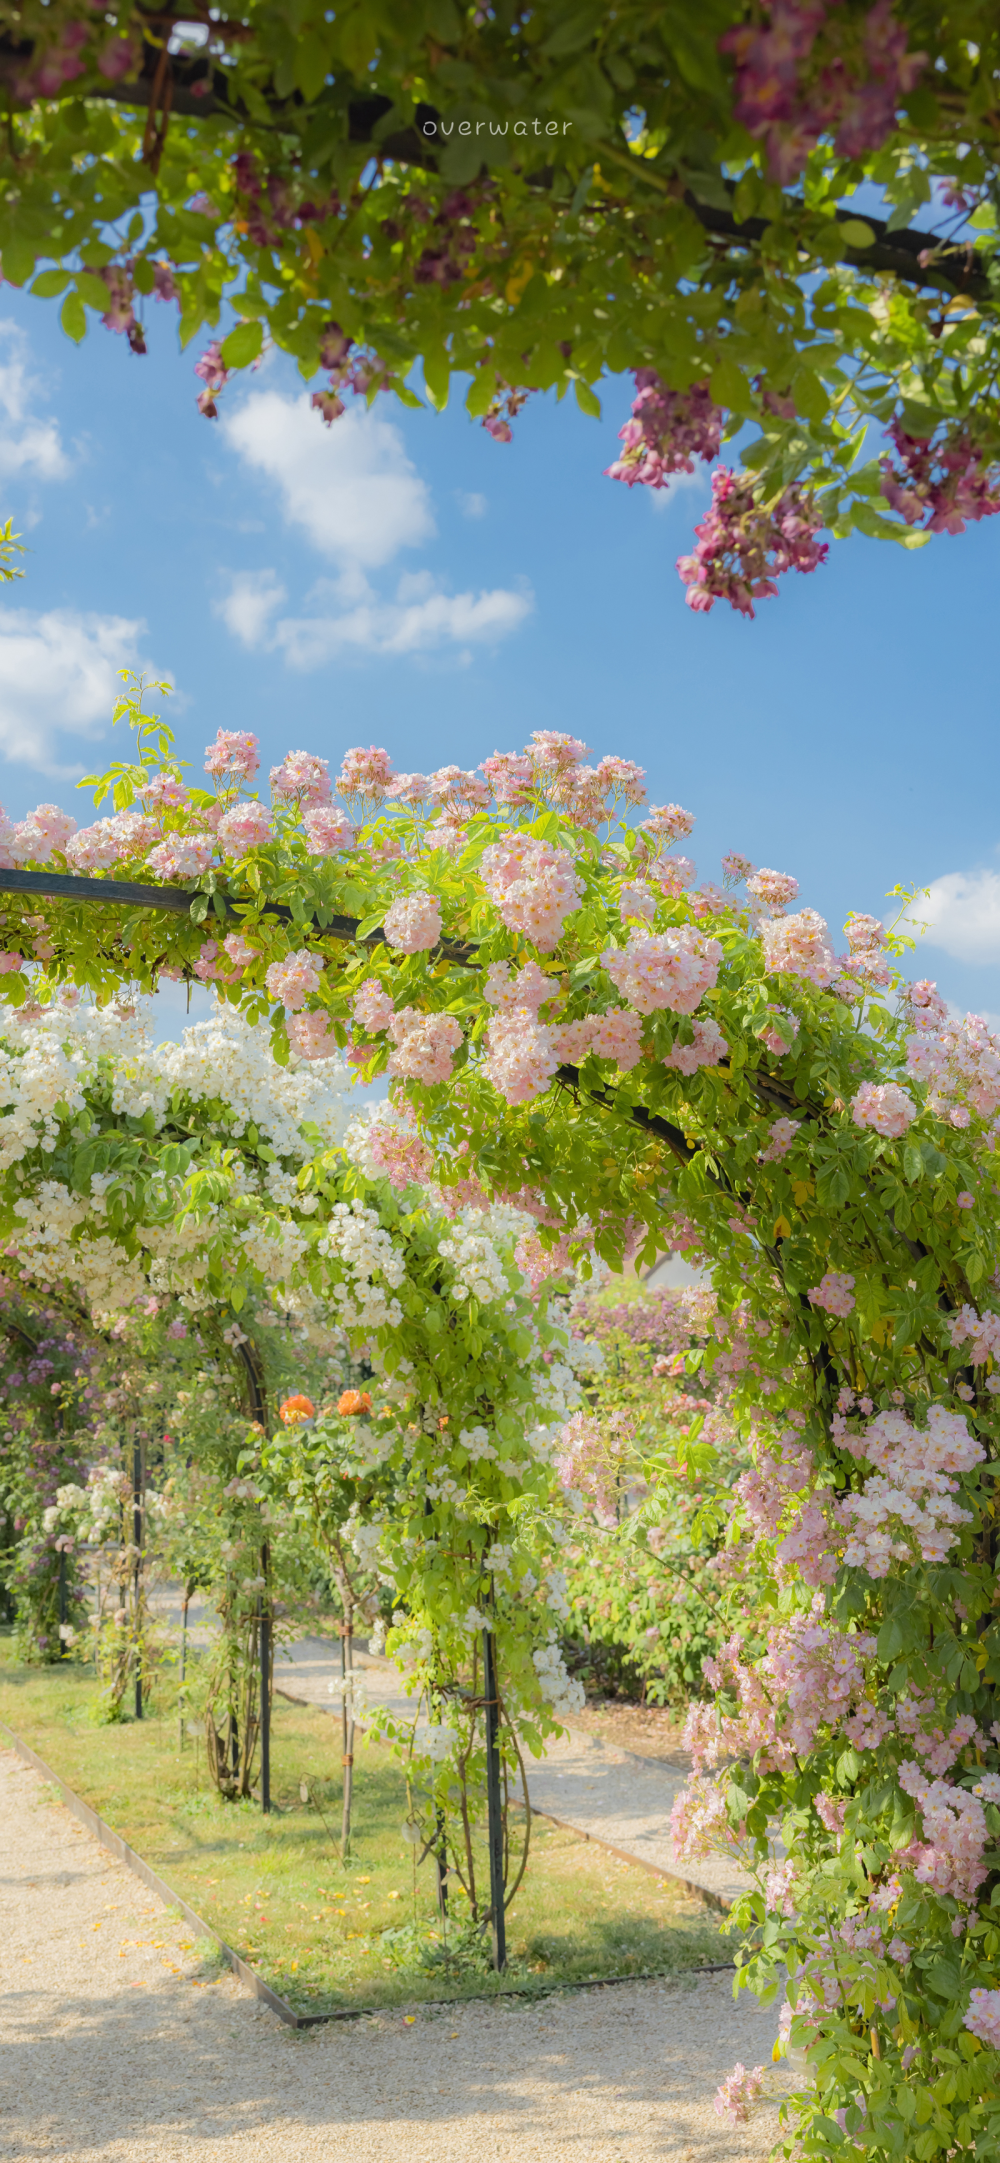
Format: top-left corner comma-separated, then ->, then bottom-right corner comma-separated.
0,286 -> 998,1028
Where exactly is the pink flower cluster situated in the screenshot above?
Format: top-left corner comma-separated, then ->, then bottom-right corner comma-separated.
655,854 -> 696,898
204,729 -> 260,783
605,372 -> 723,490
736,1431 -> 812,1539
286,1010 -> 338,1060
897,1693 -> 981,1778
881,418 -> 1000,536
641,803 -> 695,847
950,1303 -> 1000,1367
64,813 -> 156,872
353,979 -> 396,1034
760,1115 -> 801,1160
217,803 -> 273,855
851,1080 -> 916,1138
383,891 -> 443,954
618,880 -> 657,923
713,2063 -> 764,2128
602,926 -> 722,1016
760,907 -> 837,987
720,0 -> 926,186
367,1115 -> 434,1190
387,1007 -> 463,1085
677,468 -> 828,616
721,850 -> 755,886
808,1270 -> 856,1318
835,1402 -> 983,1576
269,751 -> 333,806
302,806 -> 355,856
554,1408 -> 634,1526
337,746 -> 396,810
4,804 -> 78,864
663,1017 -> 728,1075
265,948 -> 324,1012
669,1775 -> 745,1865
965,1990 -> 1000,2050
194,342 -> 231,420
146,833 -> 215,880
481,836 -> 584,951
484,1010 -> 560,1106
553,1009 -> 645,1072
906,1011 -> 1000,1126
897,1760 -> 988,1901
747,867 -> 799,914
760,1005 -> 799,1055
514,1228 -> 577,1294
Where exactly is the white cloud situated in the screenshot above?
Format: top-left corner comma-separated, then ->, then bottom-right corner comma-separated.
903,869 -> 1000,965
0,608 -> 159,774
270,575 -> 533,671
214,569 -> 287,649
221,393 -> 433,567
456,490 -> 488,519
0,321 -> 69,483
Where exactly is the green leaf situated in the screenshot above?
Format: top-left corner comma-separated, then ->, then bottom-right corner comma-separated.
466,371 -> 497,419
75,271 -> 116,311
574,379 -> 602,419
31,269 -> 70,298
877,1614 -> 905,1662
293,31 -> 330,102
1,238 -> 37,287
709,357 -> 751,413
423,349 -> 450,411
60,291 -> 87,344
903,1142 -> 924,1184
220,320 -> 264,369
839,219 -> 876,249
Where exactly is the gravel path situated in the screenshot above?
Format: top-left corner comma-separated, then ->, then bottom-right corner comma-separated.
274,1639 -> 750,1907
0,1745 -> 786,2162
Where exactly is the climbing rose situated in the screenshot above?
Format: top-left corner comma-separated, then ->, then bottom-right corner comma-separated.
481,836 -> 584,952
484,1011 -> 560,1106
965,1991 -> 1000,2049
337,745 -> 395,807
217,803 -> 273,854
851,1081 -> 917,1138
761,908 -> 837,988
747,867 -> 799,913
302,805 -> 355,856
265,949 -> 324,1012
270,751 -> 333,806
808,1271 -> 856,1318
387,1008 -> 462,1084
602,926 -> 722,1016
146,833 -> 215,879
353,980 -> 396,1033
663,1017 -> 728,1075
383,891 -> 443,953
204,728 -> 259,782
286,1010 -> 338,1060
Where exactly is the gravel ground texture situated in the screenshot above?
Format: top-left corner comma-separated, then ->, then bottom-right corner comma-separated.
0,1744 -> 788,2162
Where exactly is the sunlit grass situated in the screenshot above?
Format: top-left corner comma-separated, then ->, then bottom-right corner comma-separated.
0,1653 -> 725,2014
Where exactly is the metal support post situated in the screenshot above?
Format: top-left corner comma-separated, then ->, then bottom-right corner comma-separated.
481,1624 -> 506,1972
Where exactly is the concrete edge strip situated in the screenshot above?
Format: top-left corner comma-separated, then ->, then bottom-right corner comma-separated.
0,1719 -> 737,2026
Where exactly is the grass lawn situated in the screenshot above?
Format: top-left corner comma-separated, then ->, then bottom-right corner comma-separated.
0,1652 -> 727,2016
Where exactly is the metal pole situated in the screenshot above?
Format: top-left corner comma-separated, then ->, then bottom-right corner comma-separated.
341,1606 -> 354,1860
57,1547 -> 66,1658
259,1563 -> 271,1814
179,1589 -> 189,1749
435,1806 -> 449,1919
481,1623 -> 506,1972
133,1440 -> 143,1721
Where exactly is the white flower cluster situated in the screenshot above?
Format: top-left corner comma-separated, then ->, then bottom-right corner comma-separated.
437,1211 -> 511,1304
533,1637 -> 585,1717
317,1199 -> 406,1331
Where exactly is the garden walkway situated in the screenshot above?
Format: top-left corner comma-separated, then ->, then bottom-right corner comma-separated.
273,1640 -> 750,1910
0,1747 -> 784,2162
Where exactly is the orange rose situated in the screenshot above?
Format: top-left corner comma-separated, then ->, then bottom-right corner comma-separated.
279,1393 -> 315,1427
338,1389 -> 372,1417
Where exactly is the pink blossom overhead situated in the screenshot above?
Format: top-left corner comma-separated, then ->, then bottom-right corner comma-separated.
880,417 -> 1000,536
265,948 -> 324,1012
719,0 -> 926,185
835,1403 -> 983,1577
481,836 -> 584,951
483,1009 -> 560,1106
808,1270 -> 856,1318
383,890 -> 443,954
352,979 -> 396,1034
286,1010 -> 339,1060
216,803 -> 273,855
655,854 -> 696,898
337,745 -> 396,808
269,751 -> 333,807
747,866 -> 799,914
484,959 -> 552,1015
367,1115 -> 434,1189
663,1016 -> 728,1075
677,467 -> 828,616
721,850 -> 756,886
385,772 -> 432,806
11,806 -> 78,863
204,728 -> 260,782
606,372 -> 723,490
145,832 -> 215,880
302,805 -> 355,856
386,1006 -> 463,1084
641,803 -> 696,847
761,907 -> 838,987
851,1080 -> 917,1138
601,925 -> 722,1016
479,752 -> 534,808
194,340 -> 231,419
761,1115 -> 801,1160
905,1011 -> 1000,1125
